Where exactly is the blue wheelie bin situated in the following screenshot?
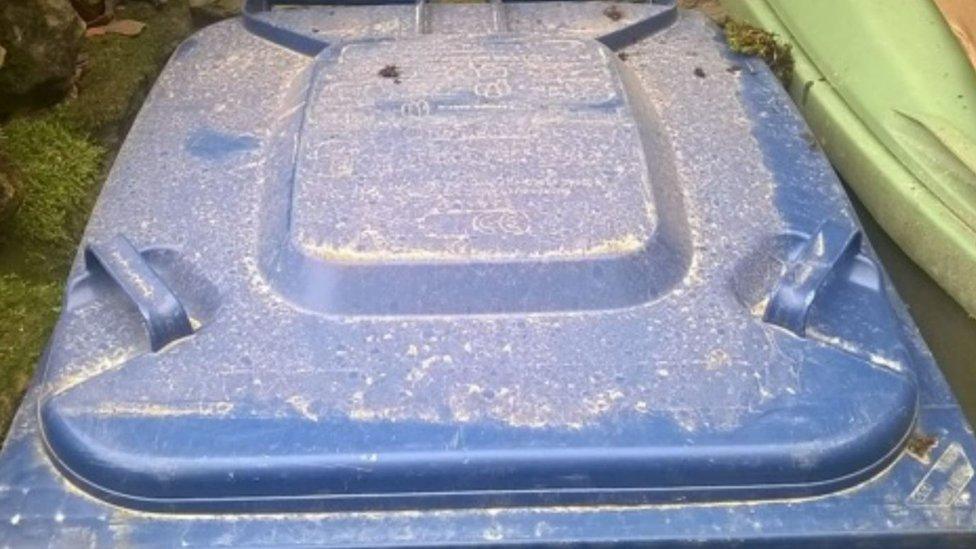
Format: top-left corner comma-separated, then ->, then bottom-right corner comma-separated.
1,1 -> 975,546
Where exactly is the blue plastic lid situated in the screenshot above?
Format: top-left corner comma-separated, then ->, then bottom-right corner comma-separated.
38,2 -> 918,513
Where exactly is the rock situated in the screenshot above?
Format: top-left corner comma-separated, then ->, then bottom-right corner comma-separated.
189,0 -> 242,29
0,0 -> 85,112
70,0 -> 107,23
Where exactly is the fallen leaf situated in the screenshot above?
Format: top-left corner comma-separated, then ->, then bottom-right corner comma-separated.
105,19 -> 146,36
86,19 -> 146,38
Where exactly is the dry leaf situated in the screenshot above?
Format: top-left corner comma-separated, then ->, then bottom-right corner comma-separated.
86,19 -> 146,38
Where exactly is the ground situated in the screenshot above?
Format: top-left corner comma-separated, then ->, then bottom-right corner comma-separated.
0,0 -> 194,435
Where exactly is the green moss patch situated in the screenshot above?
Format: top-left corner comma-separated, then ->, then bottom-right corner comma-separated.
723,18 -> 794,85
1,117 -> 105,248
0,274 -> 61,430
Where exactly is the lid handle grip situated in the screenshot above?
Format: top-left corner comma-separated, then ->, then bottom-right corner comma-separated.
84,235 -> 194,352
764,221 -> 862,336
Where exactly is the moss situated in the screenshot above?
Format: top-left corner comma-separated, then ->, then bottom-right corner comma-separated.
0,113 -> 103,438
723,18 -> 794,85
0,274 -> 61,435
0,117 -> 105,249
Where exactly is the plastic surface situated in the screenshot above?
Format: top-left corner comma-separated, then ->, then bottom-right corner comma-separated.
1,1 -> 975,546
724,0 -> 976,318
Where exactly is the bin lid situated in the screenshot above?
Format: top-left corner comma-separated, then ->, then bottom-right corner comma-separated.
39,2 -> 918,512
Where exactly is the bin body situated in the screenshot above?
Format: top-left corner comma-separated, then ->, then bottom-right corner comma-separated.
1,2 -> 975,546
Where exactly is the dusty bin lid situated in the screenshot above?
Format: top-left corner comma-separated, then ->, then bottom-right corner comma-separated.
38,0 -> 918,512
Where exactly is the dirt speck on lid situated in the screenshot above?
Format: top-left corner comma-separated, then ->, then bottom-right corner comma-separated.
378,64 -> 401,81
603,5 -> 624,21
800,130 -> 817,149
617,52 -> 629,61
906,432 -> 938,461
693,67 -> 706,78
